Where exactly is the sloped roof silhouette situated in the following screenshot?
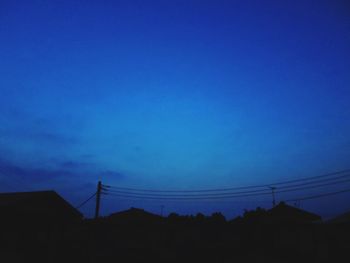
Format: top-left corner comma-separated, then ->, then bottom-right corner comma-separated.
0,190 -> 82,220
109,207 -> 162,221
268,202 -> 321,223
328,211 -> 350,223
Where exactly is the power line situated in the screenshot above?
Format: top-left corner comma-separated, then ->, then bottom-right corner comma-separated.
102,179 -> 350,200
76,192 -> 97,209
104,169 -> 350,193
273,179 -> 350,195
264,169 -> 350,186
285,188 -> 350,202
103,177 -> 350,198
104,191 -> 272,200
105,188 -> 270,196
275,173 -> 350,189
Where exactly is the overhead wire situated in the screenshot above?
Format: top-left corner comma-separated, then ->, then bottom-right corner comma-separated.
103,180 -> 350,200
100,169 -> 350,204
76,192 -> 97,209
103,169 -> 350,193
103,175 -> 350,198
285,188 -> 350,202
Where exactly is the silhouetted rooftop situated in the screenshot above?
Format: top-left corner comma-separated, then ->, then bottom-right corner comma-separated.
328,211 -> 350,223
0,190 -> 82,221
109,207 -> 162,222
268,202 -> 321,223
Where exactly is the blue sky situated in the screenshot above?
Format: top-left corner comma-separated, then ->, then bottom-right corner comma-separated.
1,0 -> 350,219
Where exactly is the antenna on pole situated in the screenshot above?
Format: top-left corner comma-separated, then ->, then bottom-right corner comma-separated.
269,186 -> 276,207
95,181 -> 102,219
294,200 -> 301,208
161,205 -> 164,217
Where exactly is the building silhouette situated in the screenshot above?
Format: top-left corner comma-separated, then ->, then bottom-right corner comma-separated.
0,190 -> 82,224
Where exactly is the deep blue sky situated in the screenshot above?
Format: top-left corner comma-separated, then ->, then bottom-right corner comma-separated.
1,0 -> 350,219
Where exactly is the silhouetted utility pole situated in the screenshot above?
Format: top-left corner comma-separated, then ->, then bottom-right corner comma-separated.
269,186 -> 276,207
95,181 -> 102,219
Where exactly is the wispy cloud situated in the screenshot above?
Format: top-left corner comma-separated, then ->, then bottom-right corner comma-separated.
59,160 -> 87,169
0,157 -> 126,193
100,170 -> 124,180
0,129 -> 78,145
0,158 -> 71,189
0,107 -> 81,147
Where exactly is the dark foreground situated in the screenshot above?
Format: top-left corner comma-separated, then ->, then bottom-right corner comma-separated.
1,216 -> 349,263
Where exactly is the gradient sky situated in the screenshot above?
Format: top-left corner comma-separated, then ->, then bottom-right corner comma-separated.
1,0 -> 350,219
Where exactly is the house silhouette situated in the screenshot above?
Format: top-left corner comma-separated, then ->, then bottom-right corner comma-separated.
0,190 -> 82,224
108,207 -> 162,223
268,201 -> 322,223
328,210 -> 350,223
